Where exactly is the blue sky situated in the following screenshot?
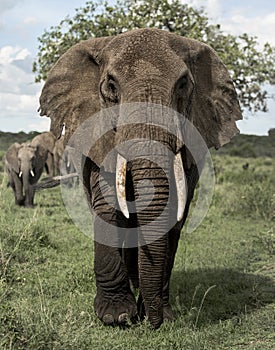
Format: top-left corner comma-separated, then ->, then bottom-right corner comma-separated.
0,0 -> 274,135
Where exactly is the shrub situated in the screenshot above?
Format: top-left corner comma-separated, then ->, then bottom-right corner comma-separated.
229,143 -> 257,158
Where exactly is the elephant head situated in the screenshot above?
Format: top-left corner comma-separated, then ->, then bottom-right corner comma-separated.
39,28 -> 242,328
31,131 -> 56,177
18,142 -> 47,180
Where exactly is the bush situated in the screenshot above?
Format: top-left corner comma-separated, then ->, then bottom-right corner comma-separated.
229,143 -> 257,158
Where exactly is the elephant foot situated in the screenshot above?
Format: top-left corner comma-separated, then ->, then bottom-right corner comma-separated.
94,290 -> 137,327
138,295 -> 176,325
138,294 -> 164,329
15,197 -> 25,206
24,203 -> 34,208
137,293 -> 146,321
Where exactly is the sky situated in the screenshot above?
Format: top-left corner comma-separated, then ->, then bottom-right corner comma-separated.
0,0 -> 274,135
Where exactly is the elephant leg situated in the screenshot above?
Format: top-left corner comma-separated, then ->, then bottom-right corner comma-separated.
123,246 -> 139,289
12,174 -> 25,206
122,174 -> 139,291
24,186 -> 34,207
93,240 -> 137,325
45,153 -> 54,177
23,177 -> 34,208
90,168 -> 137,325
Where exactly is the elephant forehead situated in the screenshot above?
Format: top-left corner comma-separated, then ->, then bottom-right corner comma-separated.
18,145 -> 35,157
108,31 -> 185,79
131,59 -> 162,76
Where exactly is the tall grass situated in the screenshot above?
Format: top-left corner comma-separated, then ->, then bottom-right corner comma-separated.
0,156 -> 274,349
214,156 -> 275,221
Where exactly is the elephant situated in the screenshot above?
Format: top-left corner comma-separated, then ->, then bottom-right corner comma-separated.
53,135 -> 65,175
31,131 -> 56,177
39,28 -> 242,328
4,141 -> 48,207
53,136 -> 77,186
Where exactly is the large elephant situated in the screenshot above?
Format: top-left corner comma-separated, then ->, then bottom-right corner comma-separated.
31,131 -> 56,177
39,28 -> 242,328
4,141 -> 48,207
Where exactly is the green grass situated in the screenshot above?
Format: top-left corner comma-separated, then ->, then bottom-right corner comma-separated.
0,156 -> 274,349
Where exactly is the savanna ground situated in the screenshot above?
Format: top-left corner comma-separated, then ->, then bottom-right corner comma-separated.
0,151 -> 274,349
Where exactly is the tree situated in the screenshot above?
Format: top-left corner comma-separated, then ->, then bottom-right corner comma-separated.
33,0 -> 275,114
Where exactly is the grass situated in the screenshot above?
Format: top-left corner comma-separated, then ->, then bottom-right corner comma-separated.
0,155 -> 274,349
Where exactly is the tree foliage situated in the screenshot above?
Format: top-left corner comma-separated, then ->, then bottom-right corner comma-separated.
33,0 -> 275,113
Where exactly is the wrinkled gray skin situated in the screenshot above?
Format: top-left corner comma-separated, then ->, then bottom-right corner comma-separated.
32,132 -> 56,177
39,28 -> 242,328
4,142 -> 48,207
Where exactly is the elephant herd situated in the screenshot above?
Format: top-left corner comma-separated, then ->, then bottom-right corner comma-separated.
3,132 -> 76,207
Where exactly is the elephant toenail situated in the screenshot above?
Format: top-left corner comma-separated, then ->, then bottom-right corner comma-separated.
102,314 -> 114,325
118,313 -> 129,324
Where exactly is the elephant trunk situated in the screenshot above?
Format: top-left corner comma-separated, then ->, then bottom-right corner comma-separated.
113,103 -> 187,328
115,141 -> 186,328
21,165 -> 34,207
132,155 -> 171,329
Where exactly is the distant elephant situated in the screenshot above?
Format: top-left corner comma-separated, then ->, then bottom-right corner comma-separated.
4,141 -> 48,207
53,136 -> 65,175
39,28 -> 242,328
53,136 -> 77,186
31,131 -> 56,177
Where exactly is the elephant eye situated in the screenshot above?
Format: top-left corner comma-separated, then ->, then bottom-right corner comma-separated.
100,74 -> 119,104
108,77 -> 117,93
178,74 -> 188,90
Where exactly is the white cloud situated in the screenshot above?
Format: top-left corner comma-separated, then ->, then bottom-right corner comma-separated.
28,118 -> 50,132
0,45 -> 20,63
23,17 -> 38,25
222,12 -> 275,46
1,91 -> 41,117
0,46 -> 39,89
184,1 -> 275,46
0,45 -> 43,130
15,47 -> 30,60
185,0 -> 221,19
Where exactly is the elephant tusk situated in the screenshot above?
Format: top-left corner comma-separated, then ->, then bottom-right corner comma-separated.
174,152 -> 187,222
19,171 -> 23,178
30,170 -> 35,177
116,153 -> 129,219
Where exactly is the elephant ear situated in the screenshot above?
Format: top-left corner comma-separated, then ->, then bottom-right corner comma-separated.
39,36 -> 115,146
32,144 -> 48,170
40,132 -> 56,153
175,37 -> 242,149
6,143 -> 21,173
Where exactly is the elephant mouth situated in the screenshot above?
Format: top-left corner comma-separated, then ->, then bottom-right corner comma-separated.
116,150 -> 187,222
19,169 -> 35,178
